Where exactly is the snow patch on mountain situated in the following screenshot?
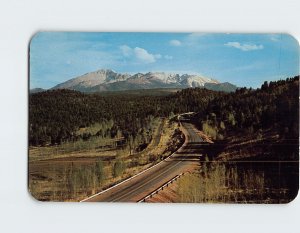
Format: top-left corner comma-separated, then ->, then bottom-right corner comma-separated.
51,69 -> 227,92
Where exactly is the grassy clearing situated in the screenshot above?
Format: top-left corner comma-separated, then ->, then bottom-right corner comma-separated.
29,118 -> 184,201
29,161 -> 111,201
29,118 -> 158,162
29,136 -> 119,161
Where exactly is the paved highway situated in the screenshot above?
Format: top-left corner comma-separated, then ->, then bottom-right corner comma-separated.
82,121 -> 205,202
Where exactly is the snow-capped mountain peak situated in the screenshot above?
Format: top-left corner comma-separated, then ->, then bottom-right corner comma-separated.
51,69 -> 235,92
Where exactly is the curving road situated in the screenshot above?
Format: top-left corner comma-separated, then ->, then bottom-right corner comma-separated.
82,121 -> 205,202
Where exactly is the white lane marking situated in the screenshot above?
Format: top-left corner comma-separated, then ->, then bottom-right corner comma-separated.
138,173 -> 184,203
110,160 -> 183,202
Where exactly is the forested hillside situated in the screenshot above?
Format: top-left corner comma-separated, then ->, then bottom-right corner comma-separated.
196,76 -> 299,141
29,88 -> 222,146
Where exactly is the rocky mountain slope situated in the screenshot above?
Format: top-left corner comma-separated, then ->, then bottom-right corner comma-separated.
50,69 -> 237,92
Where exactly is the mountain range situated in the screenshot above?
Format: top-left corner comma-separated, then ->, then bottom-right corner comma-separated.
32,69 -> 238,93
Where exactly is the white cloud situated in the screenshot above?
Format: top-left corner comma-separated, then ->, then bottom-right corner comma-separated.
164,55 -> 173,60
120,45 -> 133,57
169,40 -> 182,46
270,34 -> 280,42
154,54 -> 162,59
185,33 -> 207,45
187,33 -> 206,39
225,42 -> 264,51
134,47 -> 157,63
120,45 -> 162,63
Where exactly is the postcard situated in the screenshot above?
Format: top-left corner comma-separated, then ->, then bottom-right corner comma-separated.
29,32 -> 299,203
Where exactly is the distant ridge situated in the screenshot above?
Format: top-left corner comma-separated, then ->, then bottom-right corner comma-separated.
30,88 -> 46,94
204,82 -> 237,93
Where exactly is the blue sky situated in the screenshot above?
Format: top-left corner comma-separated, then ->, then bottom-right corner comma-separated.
30,32 -> 299,89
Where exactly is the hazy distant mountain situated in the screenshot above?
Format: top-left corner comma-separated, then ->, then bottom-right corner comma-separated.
52,69 -> 131,92
204,82 -> 238,93
30,88 -> 46,93
51,69 -> 237,92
